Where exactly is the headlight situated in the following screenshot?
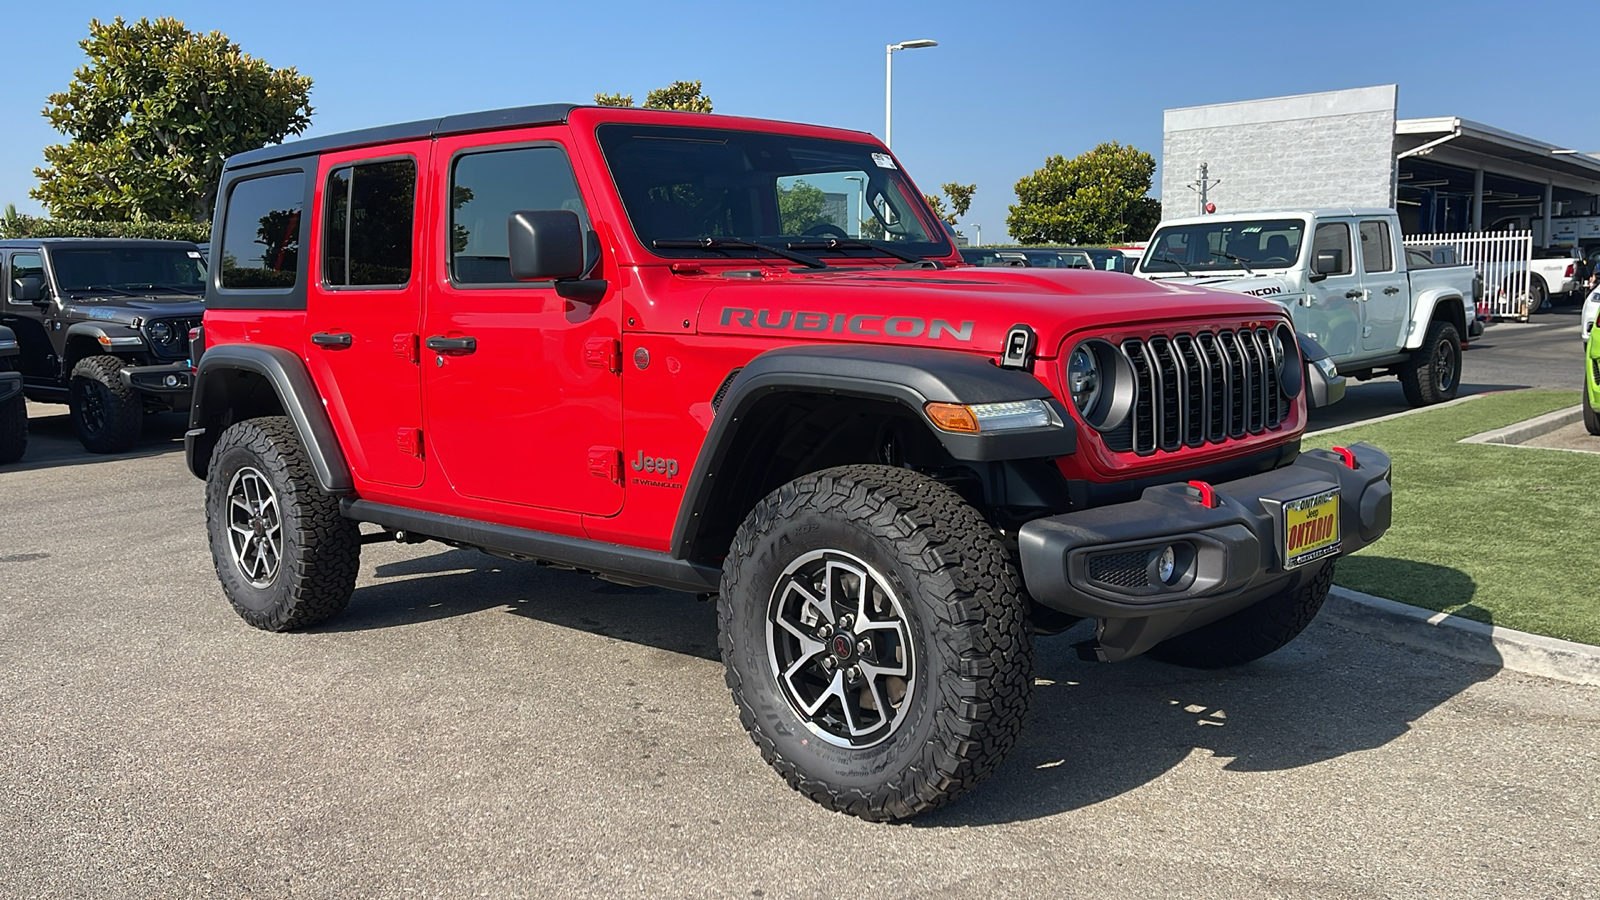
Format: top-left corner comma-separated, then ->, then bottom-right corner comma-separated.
925,399 -> 1059,433
1274,323 -> 1303,399
1067,345 -> 1101,413
149,321 -> 173,343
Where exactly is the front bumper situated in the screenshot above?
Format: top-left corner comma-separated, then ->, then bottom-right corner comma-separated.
1018,442 -> 1392,661
120,362 -> 193,411
0,371 -> 21,404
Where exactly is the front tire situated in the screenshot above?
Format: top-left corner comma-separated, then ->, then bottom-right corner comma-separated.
1147,560 -> 1334,669
1585,385 -> 1600,436
205,416 -> 360,631
69,355 -> 142,453
719,465 -> 1033,821
1399,319 -> 1462,407
0,390 -> 26,464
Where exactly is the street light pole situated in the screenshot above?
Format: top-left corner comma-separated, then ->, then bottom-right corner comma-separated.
885,39 -> 938,149
965,223 -> 981,246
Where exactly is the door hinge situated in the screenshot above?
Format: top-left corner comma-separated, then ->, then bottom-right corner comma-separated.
395,333 -> 420,363
588,446 -> 622,483
584,337 -> 621,373
397,427 -> 424,458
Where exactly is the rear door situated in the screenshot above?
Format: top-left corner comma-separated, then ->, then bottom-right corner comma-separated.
1301,220 -> 1362,360
421,130 -> 624,516
1357,219 -> 1406,352
302,143 -> 428,488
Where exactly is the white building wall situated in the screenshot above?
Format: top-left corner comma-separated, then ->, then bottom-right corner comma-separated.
1161,85 -> 1398,220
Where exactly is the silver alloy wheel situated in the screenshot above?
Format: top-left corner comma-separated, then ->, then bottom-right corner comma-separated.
227,466 -> 283,589
765,549 -> 916,748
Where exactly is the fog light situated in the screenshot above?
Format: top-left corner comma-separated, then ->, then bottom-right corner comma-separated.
1157,546 -> 1177,584
164,374 -> 180,387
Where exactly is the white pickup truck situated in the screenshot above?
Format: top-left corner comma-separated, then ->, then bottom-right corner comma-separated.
1134,208 -> 1480,407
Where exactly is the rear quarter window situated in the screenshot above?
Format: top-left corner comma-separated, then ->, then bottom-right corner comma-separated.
220,172 -> 306,289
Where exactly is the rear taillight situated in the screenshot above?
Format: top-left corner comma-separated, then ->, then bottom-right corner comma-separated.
1567,263 -> 1576,277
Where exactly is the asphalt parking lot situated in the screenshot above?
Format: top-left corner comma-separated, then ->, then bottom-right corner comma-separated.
2,314 -> 1598,899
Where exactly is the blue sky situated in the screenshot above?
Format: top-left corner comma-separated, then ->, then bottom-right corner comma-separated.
1,0 -> 1584,244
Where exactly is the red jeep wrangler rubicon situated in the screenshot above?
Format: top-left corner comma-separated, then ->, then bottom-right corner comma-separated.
186,104 -> 1390,821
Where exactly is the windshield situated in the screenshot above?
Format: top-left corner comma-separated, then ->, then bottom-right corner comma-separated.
50,247 -> 207,296
1142,219 -> 1305,273
596,124 -> 951,262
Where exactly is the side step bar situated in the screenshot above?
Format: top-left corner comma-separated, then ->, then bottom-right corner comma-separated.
341,499 -> 722,595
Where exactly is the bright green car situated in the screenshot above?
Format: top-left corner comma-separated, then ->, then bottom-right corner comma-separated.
1587,321 -> 1600,435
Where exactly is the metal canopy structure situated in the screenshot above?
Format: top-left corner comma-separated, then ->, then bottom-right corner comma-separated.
1394,117 -> 1600,238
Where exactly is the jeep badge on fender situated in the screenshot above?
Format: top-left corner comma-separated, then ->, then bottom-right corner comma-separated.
185,101 -> 1391,824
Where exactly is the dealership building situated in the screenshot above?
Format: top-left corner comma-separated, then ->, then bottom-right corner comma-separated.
1160,84 -> 1600,243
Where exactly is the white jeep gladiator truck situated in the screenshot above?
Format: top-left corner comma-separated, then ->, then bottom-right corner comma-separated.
1134,208 -> 1479,407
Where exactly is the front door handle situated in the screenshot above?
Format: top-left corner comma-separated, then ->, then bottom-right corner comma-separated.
1383,286 -> 1401,295
424,335 -> 477,354
1346,289 -> 1364,299
311,331 -> 353,349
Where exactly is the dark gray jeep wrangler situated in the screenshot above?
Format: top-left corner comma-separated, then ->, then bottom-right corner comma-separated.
0,239 -> 205,452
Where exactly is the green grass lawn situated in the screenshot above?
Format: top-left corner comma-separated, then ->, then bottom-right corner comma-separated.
1305,390 -> 1599,645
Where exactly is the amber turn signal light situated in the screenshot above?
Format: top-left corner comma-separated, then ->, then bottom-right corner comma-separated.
925,402 -> 979,433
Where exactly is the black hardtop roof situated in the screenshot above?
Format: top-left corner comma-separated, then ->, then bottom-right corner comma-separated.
226,102 -> 581,170
0,238 -> 200,250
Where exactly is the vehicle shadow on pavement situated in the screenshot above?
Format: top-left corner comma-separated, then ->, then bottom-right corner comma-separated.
2,404 -> 187,473
327,547 -> 720,660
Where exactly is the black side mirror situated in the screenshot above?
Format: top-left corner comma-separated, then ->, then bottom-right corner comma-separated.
507,210 -> 586,281
12,275 -> 45,305
1310,248 -> 1344,281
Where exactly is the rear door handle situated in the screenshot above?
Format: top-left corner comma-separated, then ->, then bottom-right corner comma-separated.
311,331 -> 353,349
424,335 -> 477,354
1345,289 -> 1364,299
1383,287 -> 1401,295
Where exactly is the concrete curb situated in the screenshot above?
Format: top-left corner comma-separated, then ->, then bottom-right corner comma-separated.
1303,393 -> 1490,438
1323,586 -> 1600,686
1458,405 -> 1582,446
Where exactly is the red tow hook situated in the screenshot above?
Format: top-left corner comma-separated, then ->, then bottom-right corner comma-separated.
1186,480 -> 1219,508
1331,446 -> 1358,469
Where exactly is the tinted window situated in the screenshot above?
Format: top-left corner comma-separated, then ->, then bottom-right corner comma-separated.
323,159 -> 417,287
1312,222 -> 1353,276
8,253 -> 43,304
221,172 -> 304,289
1359,220 -> 1393,273
451,146 -> 586,284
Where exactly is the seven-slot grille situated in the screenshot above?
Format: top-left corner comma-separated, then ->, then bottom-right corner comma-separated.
1103,327 -> 1290,455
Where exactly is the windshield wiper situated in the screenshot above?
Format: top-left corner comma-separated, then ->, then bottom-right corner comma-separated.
784,238 -> 929,266
1210,251 -> 1254,274
1155,254 -> 1194,276
69,285 -> 141,298
653,238 -> 826,269
127,283 -> 204,296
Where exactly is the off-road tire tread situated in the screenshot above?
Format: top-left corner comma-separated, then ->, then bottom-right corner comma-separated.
0,392 -> 26,464
1399,319 -> 1460,407
205,416 -> 359,631
718,464 -> 1033,822
1147,560 -> 1335,669
70,355 -> 142,453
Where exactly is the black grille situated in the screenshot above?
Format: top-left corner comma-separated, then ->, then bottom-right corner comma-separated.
1087,550 -> 1152,589
1107,327 -> 1290,455
143,317 -> 202,361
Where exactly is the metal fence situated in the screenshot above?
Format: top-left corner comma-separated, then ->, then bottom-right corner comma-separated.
1402,230 -> 1535,320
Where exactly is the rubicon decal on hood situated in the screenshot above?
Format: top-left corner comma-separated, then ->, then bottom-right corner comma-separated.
719,307 -> 974,342
1240,285 -> 1283,297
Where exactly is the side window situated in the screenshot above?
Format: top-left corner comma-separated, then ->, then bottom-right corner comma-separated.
220,172 -> 305,289
450,146 -> 587,285
322,159 -> 417,287
1359,220 -> 1393,273
8,253 -> 44,304
1312,222 -> 1353,276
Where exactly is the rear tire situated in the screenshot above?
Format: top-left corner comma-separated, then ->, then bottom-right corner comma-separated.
69,355 -> 142,453
719,465 -> 1033,821
1147,560 -> 1334,669
0,391 -> 26,464
1526,276 -> 1549,315
1399,319 -> 1461,407
205,416 -> 360,631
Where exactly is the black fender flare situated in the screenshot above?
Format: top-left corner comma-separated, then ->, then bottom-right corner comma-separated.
669,344 -> 1075,559
63,321 -> 145,352
186,343 -> 352,494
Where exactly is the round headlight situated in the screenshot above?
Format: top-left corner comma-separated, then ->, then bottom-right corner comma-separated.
1274,323 -> 1303,399
1270,326 -> 1285,361
149,321 -> 173,343
1067,345 -> 1101,414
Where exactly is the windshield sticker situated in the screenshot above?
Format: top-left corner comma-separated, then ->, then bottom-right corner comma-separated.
187,251 -> 202,258
871,152 -> 897,170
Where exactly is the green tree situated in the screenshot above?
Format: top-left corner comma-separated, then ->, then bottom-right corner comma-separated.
1006,142 -> 1161,245
777,180 -> 831,234
924,193 -> 951,224
32,17 -> 313,224
593,81 -> 713,113
942,183 -> 975,220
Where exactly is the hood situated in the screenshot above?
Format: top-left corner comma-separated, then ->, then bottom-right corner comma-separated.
696,267 -> 1290,358
62,296 -> 206,328
1140,273 -> 1298,299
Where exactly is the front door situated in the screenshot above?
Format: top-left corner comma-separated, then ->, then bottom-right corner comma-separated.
1357,219 -> 1407,352
1299,220 -> 1362,361
302,143 -> 428,488
1,252 -> 57,382
421,132 -> 624,516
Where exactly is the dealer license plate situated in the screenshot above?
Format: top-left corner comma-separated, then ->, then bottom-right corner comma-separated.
1283,489 -> 1341,569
